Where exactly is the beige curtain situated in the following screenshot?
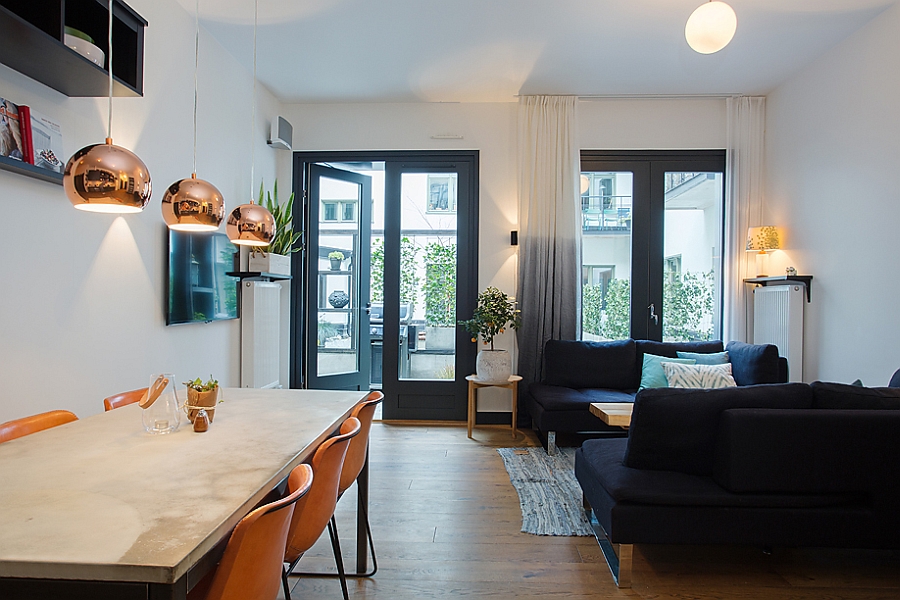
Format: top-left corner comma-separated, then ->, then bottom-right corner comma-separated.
516,96 -> 581,385
724,96 -> 766,343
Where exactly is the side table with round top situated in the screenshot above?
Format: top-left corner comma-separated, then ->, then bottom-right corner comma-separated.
466,375 -> 523,439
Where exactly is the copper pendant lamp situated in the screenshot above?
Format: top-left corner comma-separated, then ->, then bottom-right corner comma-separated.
64,0 -> 151,213
226,0 -> 275,247
161,0 -> 225,231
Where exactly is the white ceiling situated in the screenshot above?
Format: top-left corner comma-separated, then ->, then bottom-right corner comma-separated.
184,0 -> 897,103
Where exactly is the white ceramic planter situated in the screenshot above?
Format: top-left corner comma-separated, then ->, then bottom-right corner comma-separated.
248,252 -> 291,275
475,349 -> 512,384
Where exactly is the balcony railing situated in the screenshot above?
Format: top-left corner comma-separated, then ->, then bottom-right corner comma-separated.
582,195 -> 631,232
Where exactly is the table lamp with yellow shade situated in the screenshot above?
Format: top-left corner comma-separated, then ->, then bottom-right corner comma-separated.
746,226 -> 781,277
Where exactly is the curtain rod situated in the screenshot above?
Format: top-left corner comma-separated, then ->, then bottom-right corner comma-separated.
514,93 -> 743,100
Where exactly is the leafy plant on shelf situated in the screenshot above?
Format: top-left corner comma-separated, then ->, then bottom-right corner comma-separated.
328,251 -> 344,261
256,180 -> 302,256
184,375 -> 219,392
459,286 -> 521,351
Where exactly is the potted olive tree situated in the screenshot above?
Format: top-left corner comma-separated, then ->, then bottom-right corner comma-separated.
460,287 -> 521,383
247,180 -> 302,275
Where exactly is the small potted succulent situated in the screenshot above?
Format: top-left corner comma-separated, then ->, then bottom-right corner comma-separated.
184,375 -> 219,422
328,251 -> 345,270
460,287 -> 521,383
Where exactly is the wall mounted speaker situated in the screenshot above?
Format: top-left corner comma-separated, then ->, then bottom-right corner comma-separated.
267,116 -> 292,150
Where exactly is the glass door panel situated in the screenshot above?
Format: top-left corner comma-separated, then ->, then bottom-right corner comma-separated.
305,164 -> 371,390
399,172 -> 458,380
580,171 -> 633,341
662,172 -> 723,342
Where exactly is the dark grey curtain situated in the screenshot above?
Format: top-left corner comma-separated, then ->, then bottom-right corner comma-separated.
516,96 -> 581,385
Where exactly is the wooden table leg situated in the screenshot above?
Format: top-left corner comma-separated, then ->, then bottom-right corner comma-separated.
467,381 -> 475,438
511,382 -> 518,439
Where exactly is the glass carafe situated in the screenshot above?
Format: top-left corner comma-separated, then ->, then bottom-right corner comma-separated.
141,373 -> 181,434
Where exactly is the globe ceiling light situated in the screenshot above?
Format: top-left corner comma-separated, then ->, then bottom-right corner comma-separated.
161,174 -> 226,231
685,1 -> 738,55
226,203 -> 276,246
64,140 -> 152,213
162,0 -> 225,232
63,0 -> 151,213
226,0 -> 276,247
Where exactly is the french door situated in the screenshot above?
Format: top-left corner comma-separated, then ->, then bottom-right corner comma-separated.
300,164 -> 372,390
292,152 -> 479,421
580,150 -> 726,342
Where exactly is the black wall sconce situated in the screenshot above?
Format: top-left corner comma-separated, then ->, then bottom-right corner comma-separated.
510,230 -> 518,246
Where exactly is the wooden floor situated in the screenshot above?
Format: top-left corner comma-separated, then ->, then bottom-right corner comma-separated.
284,423 -> 900,599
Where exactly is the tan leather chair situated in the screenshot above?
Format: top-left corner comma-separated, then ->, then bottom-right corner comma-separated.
282,416 -> 361,600
0,410 -> 78,444
103,388 -> 148,411
296,391 -> 384,580
188,463 -> 313,600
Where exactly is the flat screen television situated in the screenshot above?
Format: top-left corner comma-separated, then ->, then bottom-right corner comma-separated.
167,231 -> 238,325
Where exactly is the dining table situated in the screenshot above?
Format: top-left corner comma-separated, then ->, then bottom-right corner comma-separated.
0,387 -> 370,600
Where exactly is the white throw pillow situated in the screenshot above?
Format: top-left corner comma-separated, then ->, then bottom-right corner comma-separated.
661,362 -> 737,389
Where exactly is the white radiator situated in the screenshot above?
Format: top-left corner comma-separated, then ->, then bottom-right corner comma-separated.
241,281 -> 282,389
753,285 -> 805,382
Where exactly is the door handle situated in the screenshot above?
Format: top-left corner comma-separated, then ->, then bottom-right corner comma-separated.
648,303 -> 659,326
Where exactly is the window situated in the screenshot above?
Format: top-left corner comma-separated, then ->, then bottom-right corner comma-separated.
664,255 -> 682,287
427,174 -> 457,213
321,201 -> 357,222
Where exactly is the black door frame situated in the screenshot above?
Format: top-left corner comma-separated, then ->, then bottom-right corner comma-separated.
291,151 -> 479,421
581,150 -> 726,341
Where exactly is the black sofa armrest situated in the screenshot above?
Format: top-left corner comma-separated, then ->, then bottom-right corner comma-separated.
714,408 -> 900,503
726,341 -> 787,385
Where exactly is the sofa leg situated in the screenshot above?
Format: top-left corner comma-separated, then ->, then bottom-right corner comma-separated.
584,505 -> 632,588
547,431 -> 558,456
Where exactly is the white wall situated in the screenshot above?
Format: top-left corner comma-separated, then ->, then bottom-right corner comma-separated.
0,0 -> 279,421
282,98 -> 726,409
766,4 -> 900,385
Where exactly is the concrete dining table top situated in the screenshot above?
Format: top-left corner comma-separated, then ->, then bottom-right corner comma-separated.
0,387 -> 366,585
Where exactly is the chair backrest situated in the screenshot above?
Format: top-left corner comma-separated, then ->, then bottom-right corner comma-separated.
284,416 -> 361,563
338,391 -> 383,495
199,464 -> 313,600
0,410 -> 78,444
103,388 -> 148,411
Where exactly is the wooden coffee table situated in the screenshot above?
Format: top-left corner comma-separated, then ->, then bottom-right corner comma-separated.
590,402 -> 634,428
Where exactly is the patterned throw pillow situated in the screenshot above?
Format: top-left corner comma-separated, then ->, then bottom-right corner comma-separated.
661,362 -> 737,389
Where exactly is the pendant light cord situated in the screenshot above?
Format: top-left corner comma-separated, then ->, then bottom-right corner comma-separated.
107,0 -> 113,140
193,0 -> 200,175
249,0 -> 258,204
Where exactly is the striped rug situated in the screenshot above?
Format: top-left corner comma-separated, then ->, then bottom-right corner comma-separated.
497,447 -> 592,536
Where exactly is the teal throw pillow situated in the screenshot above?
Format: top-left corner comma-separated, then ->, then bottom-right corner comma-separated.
676,350 -> 730,365
639,354 -> 696,390
662,362 -> 737,389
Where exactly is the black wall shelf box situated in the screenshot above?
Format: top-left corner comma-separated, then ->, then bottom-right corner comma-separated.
743,275 -> 813,302
0,154 -> 63,184
0,0 -> 147,97
226,271 -> 293,282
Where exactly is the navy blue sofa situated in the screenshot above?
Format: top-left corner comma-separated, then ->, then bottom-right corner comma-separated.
574,381 -> 900,587
525,339 -> 788,452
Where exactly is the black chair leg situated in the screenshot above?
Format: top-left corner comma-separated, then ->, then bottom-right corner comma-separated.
281,565 -> 292,600
357,496 -> 378,577
328,518 -> 350,600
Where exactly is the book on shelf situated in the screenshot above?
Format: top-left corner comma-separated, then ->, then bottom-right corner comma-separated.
0,98 -> 26,162
17,105 -> 34,164
27,108 -> 64,173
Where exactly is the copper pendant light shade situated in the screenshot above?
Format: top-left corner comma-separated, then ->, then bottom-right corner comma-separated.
161,174 -> 225,231
226,202 -> 276,246
64,138 -> 152,213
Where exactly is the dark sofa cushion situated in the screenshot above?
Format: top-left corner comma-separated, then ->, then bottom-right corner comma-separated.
714,408 -> 900,502
811,381 -> 900,410
633,340 -> 724,387
577,439 -> 851,508
623,383 -> 813,476
543,339 -> 636,389
726,341 -> 782,385
528,383 -> 633,412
